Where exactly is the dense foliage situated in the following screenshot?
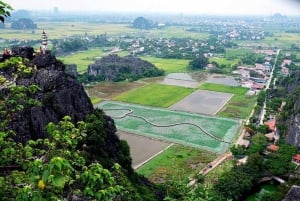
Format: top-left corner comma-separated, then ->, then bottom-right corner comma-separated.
0,53 -> 163,200
187,55 -> 208,70
52,38 -> 88,56
0,0 -> 12,23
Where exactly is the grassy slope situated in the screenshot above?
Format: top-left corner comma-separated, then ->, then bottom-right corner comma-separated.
199,83 -> 257,119
113,83 -> 195,107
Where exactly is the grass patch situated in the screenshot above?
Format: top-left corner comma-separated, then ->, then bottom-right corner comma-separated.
141,57 -> 190,74
199,83 -> 256,119
209,57 -> 239,66
90,97 -> 102,105
225,48 -> 253,59
205,159 -> 233,187
236,33 -> 300,49
113,83 -> 194,107
137,145 -> 218,183
199,83 -> 248,95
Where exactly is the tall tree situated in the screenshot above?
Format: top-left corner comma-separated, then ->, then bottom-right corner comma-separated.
188,55 -> 208,70
0,1 -> 12,23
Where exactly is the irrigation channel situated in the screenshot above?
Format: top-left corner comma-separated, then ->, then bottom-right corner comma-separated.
104,108 -> 230,144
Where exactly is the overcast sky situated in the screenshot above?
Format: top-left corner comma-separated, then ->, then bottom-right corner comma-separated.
7,0 -> 300,15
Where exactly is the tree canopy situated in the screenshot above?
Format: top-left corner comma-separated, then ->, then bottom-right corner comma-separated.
188,55 -> 208,70
0,1 -> 12,23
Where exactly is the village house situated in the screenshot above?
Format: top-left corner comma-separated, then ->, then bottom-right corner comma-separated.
251,83 -> 264,90
264,119 -> 276,132
267,144 -> 279,152
292,154 -> 300,165
282,59 -> 292,66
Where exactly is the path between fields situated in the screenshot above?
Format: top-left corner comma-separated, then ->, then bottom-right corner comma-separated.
189,152 -> 233,186
200,152 -> 233,175
103,108 -> 231,143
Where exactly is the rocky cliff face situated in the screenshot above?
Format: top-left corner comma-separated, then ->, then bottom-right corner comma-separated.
87,54 -> 163,81
277,72 -> 300,149
1,47 -> 93,142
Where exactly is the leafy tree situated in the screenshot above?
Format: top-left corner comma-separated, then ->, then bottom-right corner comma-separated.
265,144 -> 297,175
257,125 -> 270,134
247,133 -> 268,154
0,116 -> 122,200
230,145 -> 246,158
0,0 -> 12,23
214,166 -> 254,201
257,91 -> 266,107
246,153 -> 264,176
188,55 -> 208,70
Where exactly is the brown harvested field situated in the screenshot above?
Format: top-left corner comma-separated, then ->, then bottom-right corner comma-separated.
85,81 -> 145,99
117,131 -> 172,169
160,73 -> 200,88
170,90 -> 233,115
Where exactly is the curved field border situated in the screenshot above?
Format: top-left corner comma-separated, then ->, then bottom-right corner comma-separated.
97,101 -> 241,153
105,108 -> 230,143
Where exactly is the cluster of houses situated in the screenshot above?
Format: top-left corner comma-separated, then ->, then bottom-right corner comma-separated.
231,50 -> 276,92
229,50 -> 294,93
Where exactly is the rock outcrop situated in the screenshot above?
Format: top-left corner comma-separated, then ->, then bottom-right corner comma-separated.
1,47 -> 93,142
277,71 -> 300,148
87,54 -> 163,81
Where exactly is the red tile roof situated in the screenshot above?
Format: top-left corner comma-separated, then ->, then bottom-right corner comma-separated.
252,83 -> 264,89
268,144 -> 279,152
293,154 -> 300,161
264,120 -> 276,132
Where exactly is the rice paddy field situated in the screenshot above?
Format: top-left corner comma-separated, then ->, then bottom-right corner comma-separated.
0,22 -> 137,40
97,101 -> 241,153
146,26 -> 210,39
237,33 -> 300,49
199,83 -> 257,119
113,83 -> 195,107
141,56 -> 190,74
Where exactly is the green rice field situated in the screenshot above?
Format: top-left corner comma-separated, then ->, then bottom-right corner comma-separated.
113,83 -> 195,107
97,101 -> 241,153
141,56 -> 190,74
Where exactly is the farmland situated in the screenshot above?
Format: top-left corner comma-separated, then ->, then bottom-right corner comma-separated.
199,83 -> 257,119
98,101 -> 241,153
113,83 -> 195,107
141,56 -> 190,74
137,144 -> 218,183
